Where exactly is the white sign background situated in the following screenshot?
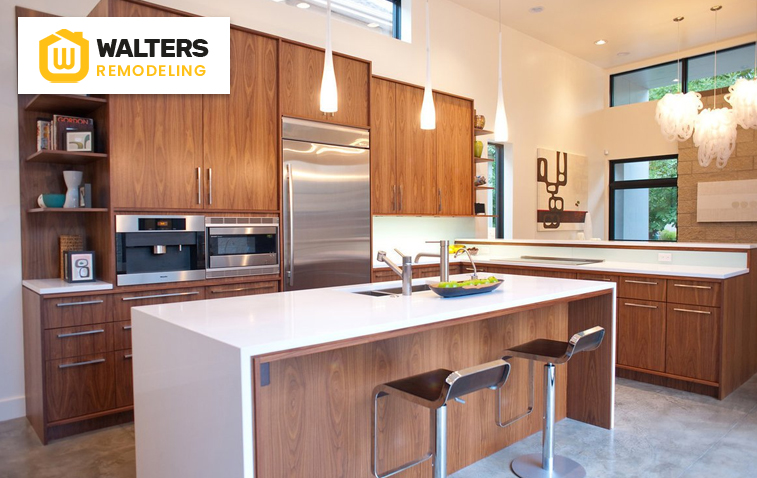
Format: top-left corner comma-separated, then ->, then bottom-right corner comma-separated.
18,17 -> 230,94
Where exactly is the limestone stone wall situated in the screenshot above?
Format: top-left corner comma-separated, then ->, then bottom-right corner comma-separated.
677,90 -> 757,243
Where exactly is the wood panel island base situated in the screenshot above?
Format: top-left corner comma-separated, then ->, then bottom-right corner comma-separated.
131,275 -> 615,478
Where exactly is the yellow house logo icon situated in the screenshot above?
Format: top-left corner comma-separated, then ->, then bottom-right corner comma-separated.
39,29 -> 89,83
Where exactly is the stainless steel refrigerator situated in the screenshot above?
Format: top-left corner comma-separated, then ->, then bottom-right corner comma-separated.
282,117 -> 371,291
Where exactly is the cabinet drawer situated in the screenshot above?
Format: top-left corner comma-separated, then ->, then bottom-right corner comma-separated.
115,350 -> 133,408
112,287 -> 206,321
618,276 -> 666,301
114,320 -> 132,351
617,300 -> 666,372
44,323 -> 114,361
42,295 -> 111,329
207,281 -> 279,299
45,352 -> 116,422
666,280 -> 721,307
576,273 -> 618,285
665,305 -> 720,383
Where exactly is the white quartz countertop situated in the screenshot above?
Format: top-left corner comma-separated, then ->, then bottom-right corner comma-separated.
457,238 -> 757,250
476,258 -> 747,280
132,274 -> 614,357
22,278 -> 114,295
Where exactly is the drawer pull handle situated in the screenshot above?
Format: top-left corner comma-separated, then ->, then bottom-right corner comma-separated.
57,329 -> 104,338
123,325 -> 132,330
211,286 -> 265,294
124,354 -> 133,359
122,291 -> 200,301
624,302 -> 658,309
56,300 -> 104,308
673,308 -> 712,315
58,358 -> 106,369
674,284 -> 713,290
624,280 -> 658,286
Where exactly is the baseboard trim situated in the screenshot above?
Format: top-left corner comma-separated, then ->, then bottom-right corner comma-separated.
0,396 -> 26,422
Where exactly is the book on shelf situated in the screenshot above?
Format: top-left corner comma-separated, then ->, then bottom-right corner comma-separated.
51,115 -> 94,151
36,120 -> 51,151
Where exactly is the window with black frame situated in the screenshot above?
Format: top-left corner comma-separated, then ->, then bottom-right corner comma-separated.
609,156 -> 678,241
280,0 -> 402,39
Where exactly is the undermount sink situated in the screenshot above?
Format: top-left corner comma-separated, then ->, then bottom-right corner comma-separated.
352,284 -> 431,297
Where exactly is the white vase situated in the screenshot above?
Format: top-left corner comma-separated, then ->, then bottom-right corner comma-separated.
63,171 -> 83,208
583,212 -> 593,239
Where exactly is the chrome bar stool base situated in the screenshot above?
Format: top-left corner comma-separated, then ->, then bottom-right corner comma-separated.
512,454 -> 586,478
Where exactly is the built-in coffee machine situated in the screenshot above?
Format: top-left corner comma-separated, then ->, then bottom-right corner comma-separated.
115,215 -> 206,286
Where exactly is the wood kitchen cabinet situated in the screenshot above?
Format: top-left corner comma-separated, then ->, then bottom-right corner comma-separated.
435,93 -> 473,215
280,41 -> 370,128
206,281 -> 279,299
665,304 -> 720,383
617,300 -> 666,372
370,78 -> 397,214
203,29 -> 279,211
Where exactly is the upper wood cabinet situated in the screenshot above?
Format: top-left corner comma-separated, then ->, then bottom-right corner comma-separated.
203,29 -> 279,211
370,78 -> 397,214
435,93 -> 473,216
280,42 -> 370,128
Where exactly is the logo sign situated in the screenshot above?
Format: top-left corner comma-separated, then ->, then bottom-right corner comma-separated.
18,17 -> 230,94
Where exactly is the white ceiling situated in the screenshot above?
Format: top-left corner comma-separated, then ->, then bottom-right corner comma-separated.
448,0 -> 757,69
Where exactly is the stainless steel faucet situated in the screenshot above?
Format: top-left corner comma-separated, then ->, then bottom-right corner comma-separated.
414,240 -> 450,282
376,249 -> 413,296
455,247 -> 478,279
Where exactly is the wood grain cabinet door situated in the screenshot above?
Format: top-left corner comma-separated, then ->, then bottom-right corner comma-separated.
370,77 -> 397,214
665,304 -> 720,383
617,300 -> 666,372
203,30 -> 278,211
395,83 -> 437,215
206,281 -> 279,299
115,350 -> 133,408
280,42 -> 369,128
110,94 -> 204,209
435,93 -> 473,216
46,352 -> 116,422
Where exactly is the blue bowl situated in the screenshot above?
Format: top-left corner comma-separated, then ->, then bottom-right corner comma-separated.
428,280 -> 503,298
42,194 -> 66,208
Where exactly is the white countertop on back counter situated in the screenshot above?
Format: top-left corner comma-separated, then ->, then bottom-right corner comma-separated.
473,258 -> 748,280
131,274 -> 614,357
456,238 -> 757,250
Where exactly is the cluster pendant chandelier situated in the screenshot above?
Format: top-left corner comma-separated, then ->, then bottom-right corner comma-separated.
724,1 -> 757,129
420,0 -> 436,130
320,0 -> 338,113
494,0 -> 509,142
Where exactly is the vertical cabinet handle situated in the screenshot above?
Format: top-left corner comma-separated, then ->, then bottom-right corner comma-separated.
287,163 -> 295,287
398,185 -> 403,212
197,167 -> 202,205
391,185 -> 396,212
208,168 -> 213,205
438,188 -> 442,213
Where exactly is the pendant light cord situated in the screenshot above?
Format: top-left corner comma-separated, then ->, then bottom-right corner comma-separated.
713,8 -> 718,108
498,0 -> 502,82
677,20 -> 682,92
426,0 -> 431,87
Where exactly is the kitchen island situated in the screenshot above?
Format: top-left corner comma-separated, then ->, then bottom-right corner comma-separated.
131,274 -> 615,478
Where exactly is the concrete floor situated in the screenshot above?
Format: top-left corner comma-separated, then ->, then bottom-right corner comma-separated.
0,376 -> 755,478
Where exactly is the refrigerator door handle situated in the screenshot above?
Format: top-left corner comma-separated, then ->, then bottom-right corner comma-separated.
287,163 -> 294,287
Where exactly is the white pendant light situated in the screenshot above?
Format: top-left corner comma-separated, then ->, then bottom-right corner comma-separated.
724,2 -> 757,129
320,0 -> 338,113
655,17 -> 702,142
693,5 -> 738,169
494,0 -> 509,142
420,0 -> 436,130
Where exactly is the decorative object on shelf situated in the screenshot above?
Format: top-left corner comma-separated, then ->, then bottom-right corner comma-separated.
494,0 -> 509,142
474,175 -> 487,186
52,115 -> 94,151
63,170 -> 83,208
655,17 -> 703,142
37,193 -> 65,208
475,202 -> 486,215
59,234 -> 84,279
36,119 -> 51,151
697,179 -> 757,222
474,140 -> 484,158
78,183 -> 92,208
319,0 -> 338,113
420,0 -> 436,130
63,250 -> 95,283
536,148 -> 588,231
583,211 -> 594,239
693,5 -> 738,169
66,131 -> 92,151
467,247 -> 479,255
474,114 -> 486,129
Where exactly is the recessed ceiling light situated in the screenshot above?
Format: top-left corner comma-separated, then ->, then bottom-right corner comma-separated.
617,51 -> 630,57
367,22 -> 380,28
296,2 -> 310,8
529,6 -> 544,13
594,39 -> 607,46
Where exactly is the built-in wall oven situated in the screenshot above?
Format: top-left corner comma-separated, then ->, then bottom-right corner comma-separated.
205,217 -> 279,279
116,215 -> 206,286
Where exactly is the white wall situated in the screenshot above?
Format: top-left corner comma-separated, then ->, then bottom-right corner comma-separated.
0,0 -> 608,421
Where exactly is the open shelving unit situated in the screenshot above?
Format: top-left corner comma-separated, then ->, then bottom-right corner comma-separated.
25,94 -> 107,116
474,128 -> 493,136
27,208 -> 109,214
474,156 -> 494,164
25,150 -> 107,164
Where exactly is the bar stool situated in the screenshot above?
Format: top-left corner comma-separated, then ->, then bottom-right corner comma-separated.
505,326 -> 605,478
371,359 -> 511,478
